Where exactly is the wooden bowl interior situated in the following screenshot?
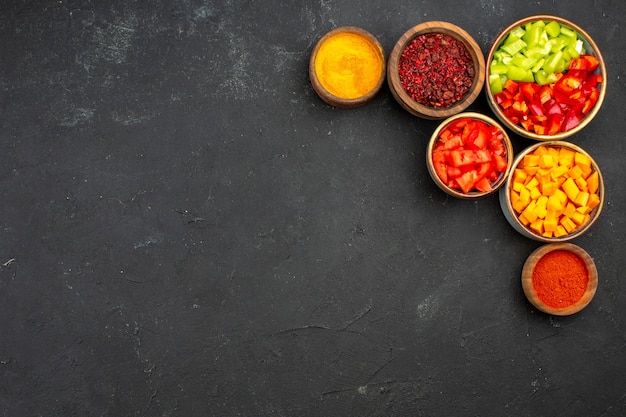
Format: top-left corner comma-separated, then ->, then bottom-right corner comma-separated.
309,26 -> 386,109
521,243 -> 598,315
388,21 -> 485,119
485,15 -> 607,140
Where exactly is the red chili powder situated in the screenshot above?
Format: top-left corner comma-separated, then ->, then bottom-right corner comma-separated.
398,32 -> 475,108
532,250 -> 588,309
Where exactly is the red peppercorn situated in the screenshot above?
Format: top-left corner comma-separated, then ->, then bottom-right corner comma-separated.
398,33 -> 475,108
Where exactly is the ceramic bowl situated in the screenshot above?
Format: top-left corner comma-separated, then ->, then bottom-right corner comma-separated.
309,26 -> 386,109
485,15 -> 607,140
426,112 -> 514,199
387,21 -> 485,119
521,243 -> 598,315
499,141 -> 604,242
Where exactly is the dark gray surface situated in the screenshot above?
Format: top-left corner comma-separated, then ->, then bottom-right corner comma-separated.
1,1 -> 625,416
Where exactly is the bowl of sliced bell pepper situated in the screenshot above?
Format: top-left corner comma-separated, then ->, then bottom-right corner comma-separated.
499,141 -> 604,242
427,112 -> 514,199
485,15 -> 607,141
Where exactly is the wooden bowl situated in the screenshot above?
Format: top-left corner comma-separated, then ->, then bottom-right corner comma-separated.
522,243 -> 598,315
485,15 -> 607,141
387,21 -> 485,119
499,141 -> 604,242
426,112 -> 514,199
309,26 -> 386,109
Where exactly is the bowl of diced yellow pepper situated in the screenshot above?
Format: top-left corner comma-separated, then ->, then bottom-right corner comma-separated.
499,141 -> 604,242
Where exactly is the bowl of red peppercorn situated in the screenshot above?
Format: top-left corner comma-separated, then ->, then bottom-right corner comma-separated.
485,15 -> 607,140
387,21 -> 486,119
427,112 -> 514,199
522,243 -> 598,315
500,141 -> 604,242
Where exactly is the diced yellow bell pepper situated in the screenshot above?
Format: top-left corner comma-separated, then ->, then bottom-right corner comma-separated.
519,187 -> 531,205
558,147 -> 576,167
550,164 -> 569,180
543,217 -> 558,232
530,219 -> 544,234
587,171 -> 599,194
547,194 -> 564,211
574,191 -> 589,207
523,166 -> 539,176
561,216 -> 577,233
564,202 -> 577,219
512,168 -> 528,185
554,225 -> 568,238
522,201 -> 538,223
512,182 -> 525,192
539,154 -> 555,168
523,154 -> 540,167
525,176 -> 539,190
575,151 -> 591,170
518,213 -> 531,226
571,211 -> 586,225
567,165 -> 583,179
530,187 -> 541,200
553,188 -> 568,205
587,193 -> 600,210
562,178 -> 580,201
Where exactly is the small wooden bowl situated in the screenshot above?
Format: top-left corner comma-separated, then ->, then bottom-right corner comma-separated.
485,15 -> 607,141
426,112 -> 514,199
387,21 -> 485,119
309,26 -> 386,109
499,141 -> 604,242
522,243 -> 598,315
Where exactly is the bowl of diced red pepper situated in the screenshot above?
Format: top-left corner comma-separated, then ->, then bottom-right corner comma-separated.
485,15 -> 607,141
427,112 -> 514,199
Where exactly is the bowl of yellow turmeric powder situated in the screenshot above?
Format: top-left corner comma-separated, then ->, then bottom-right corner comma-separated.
521,243 -> 598,315
309,26 -> 386,109
387,21 -> 485,119
500,141 -> 604,242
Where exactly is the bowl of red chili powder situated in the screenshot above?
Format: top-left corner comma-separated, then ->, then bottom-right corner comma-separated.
485,15 -> 607,141
522,243 -> 598,315
387,21 -> 486,119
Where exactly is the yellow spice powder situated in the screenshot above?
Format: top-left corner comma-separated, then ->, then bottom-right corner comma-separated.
314,32 -> 383,100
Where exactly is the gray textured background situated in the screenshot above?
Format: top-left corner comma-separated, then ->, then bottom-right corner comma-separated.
1,1 -> 625,416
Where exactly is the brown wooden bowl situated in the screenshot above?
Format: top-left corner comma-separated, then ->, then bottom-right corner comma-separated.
309,26 -> 386,109
387,21 -> 485,119
485,15 -> 607,141
499,141 -> 604,242
522,243 -> 598,315
426,112 -> 514,199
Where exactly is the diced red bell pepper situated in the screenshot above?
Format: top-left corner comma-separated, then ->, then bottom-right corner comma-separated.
475,177 -> 493,193
503,79 -> 519,93
562,109 -> 581,132
455,170 -> 478,194
554,74 -> 583,95
547,113 -> 564,135
581,54 -> 600,71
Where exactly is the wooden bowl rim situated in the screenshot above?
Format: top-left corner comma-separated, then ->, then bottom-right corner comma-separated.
426,112 -> 514,199
521,242 -> 598,315
309,26 -> 386,109
387,21 -> 486,119
502,140 -> 605,242
485,14 -> 608,141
